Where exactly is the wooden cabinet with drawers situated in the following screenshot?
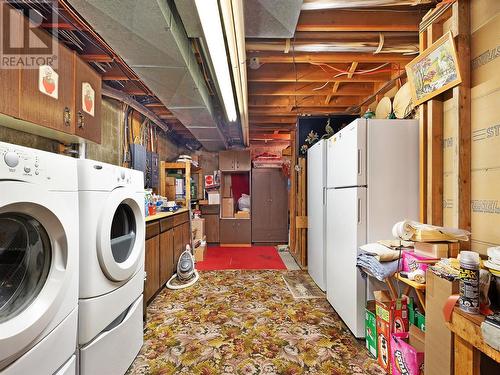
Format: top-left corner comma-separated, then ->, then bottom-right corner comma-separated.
219,150 -> 251,171
144,210 -> 191,304
201,204 -> 220,243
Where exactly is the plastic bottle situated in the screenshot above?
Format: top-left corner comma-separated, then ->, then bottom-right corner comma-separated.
458,251 -> 480,314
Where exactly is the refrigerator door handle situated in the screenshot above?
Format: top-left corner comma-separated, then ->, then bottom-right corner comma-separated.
322,187 -> 326,206
357,198 -> 361,224
357,149 -> 361,175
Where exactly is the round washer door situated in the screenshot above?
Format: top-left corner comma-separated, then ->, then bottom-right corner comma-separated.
0,199 -> 69,365
96,188 -> 144,282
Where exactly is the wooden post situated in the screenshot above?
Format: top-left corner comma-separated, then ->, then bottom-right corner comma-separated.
452,0 -> 472,240
426,22 -> 444,226
289,130 -> 297,257
418,30 -> 428,223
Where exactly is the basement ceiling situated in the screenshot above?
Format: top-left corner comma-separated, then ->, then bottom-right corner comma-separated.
245,2 -> 432,145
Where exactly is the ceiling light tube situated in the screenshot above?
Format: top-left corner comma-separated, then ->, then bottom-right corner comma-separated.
195,0 -> 237,122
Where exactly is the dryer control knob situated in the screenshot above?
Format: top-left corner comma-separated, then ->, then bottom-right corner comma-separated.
120,171 -> 125,179
4,151 -> 19,168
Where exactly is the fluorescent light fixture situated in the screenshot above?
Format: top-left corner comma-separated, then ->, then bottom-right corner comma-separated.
195,0 -> 237,122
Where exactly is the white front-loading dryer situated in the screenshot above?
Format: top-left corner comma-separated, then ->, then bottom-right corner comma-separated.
0,142 -> 78,375
76,159 -> 145,375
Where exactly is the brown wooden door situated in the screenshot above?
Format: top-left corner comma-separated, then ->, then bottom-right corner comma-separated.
19,28 -> 75,134
145,235 -> 159,303
219,151 -> 235,171
159,229 -> 174,285
204,214 -> 219,243
252,169 -> 288,242
234,150 -> 251,171
173,225 -> 184,266
74,56 -> 101,143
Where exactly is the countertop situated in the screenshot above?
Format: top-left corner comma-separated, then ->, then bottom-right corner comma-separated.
145,207 -> 189,222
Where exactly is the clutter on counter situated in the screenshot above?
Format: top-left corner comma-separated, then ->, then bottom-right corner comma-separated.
392,219 -> 470,242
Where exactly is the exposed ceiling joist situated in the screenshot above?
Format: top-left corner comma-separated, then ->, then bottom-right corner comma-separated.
248,82 -> 372,96
297,9 -> 423,32
249,95 -> 361,107
81,54 -> 114,62
246,52 -> 414,64
248,64 -> 390,82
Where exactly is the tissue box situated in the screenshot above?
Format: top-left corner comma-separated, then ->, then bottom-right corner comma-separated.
402,251 -> 437,273
391,332 -> 424,375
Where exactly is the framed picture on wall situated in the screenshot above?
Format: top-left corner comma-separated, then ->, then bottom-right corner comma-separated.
405,31 -> 462,106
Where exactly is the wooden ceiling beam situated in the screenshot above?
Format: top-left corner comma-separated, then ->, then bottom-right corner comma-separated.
102,73 -> 138,81
248,64 -> 390,82
297,9 -> 422,32
81,54 -> 114,63
248,82 -> 372,96
249,117 -> 296,124
249,95 -> 360,107
250,133 -> 291,141
247,52 -> 413,64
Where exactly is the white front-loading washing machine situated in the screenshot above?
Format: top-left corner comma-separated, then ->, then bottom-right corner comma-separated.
0,142 -> 78,375
76,159 -> 145,375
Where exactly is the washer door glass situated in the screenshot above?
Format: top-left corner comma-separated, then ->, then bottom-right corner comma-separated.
0,213 -> 51,323
110,203 -> 136,263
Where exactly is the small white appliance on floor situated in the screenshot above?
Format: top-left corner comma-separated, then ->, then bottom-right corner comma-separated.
326,119 -> 419,338
77,159 -> 145,375
0,142 -> 78,375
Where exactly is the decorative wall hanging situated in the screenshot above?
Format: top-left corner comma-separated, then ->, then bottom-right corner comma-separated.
82,82 -> 95,116
405,31 -> 462,106
38,65 -> 58,99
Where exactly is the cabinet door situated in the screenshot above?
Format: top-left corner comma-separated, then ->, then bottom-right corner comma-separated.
144,235 -> 160,303
220,219 -> 250,244
19,28 -> 75,134
159,229 -> 174,286
173,225 -> 184,266
235,219 -> 251,243
74,56 -> 101,143
234,150 -> 251,171
204,214 -> 219,243
182,222 -> 191,250
0,69 -> 19,118
219,151 -> 235,171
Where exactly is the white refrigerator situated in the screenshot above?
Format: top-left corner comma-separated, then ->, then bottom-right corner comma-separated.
326,118 -> 419,338
307,139 -> 327,291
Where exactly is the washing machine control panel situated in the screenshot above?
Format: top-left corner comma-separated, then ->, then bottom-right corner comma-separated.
0,144 -> 44,179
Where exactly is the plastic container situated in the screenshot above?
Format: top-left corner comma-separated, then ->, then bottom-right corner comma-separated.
458,251 -> 480,314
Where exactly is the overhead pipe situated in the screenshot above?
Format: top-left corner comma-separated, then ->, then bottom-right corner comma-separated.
301,0 -> 434,10
245,36 -> 418,54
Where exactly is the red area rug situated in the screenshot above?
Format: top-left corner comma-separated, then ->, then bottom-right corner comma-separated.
196,246 -> 286,270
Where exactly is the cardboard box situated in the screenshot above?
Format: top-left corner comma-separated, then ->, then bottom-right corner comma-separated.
414,242 -> 458,258
222,174 -> 232,197
164,176 -> 176,201
365,301 -> 378,358
391,332 -> 424,375
409,325 -> 425,354
194,243 -> 206,262
191,218 -> 205,241
208,191 -> 220,205
424,270 -> 459,375
235,210 -> 250,219
374,291 -> 409,373
221,197 -> 234,218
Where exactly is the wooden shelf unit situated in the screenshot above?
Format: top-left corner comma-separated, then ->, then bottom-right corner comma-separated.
159,161 -> 202,208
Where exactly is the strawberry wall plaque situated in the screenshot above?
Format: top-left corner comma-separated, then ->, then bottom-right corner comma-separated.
82,82 -> 95,117
38,65 -> 58,99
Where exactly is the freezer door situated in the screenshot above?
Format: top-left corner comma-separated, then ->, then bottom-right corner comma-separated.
307,141 -> 326,291
326,187 -> 367,338
327,118 -> 366,188
366,119 -> 419,242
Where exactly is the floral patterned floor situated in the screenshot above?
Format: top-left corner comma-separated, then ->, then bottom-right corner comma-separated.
128,270 -> 384,375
